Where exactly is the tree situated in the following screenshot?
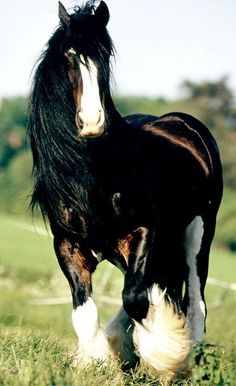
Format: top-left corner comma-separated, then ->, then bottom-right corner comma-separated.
181,78 -> 236,190
0,97 -> 27,169
182,77 -> 236,132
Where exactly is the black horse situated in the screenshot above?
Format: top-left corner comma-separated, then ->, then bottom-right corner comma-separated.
28,1 -> 223,376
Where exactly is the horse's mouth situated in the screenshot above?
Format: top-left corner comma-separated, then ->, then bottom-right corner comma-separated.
79,124 -> 105,138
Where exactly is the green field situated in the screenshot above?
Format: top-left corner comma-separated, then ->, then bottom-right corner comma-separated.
0,215 -> 236,385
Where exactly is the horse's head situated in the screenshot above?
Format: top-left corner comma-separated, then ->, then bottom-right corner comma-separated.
59,1 -> 113,138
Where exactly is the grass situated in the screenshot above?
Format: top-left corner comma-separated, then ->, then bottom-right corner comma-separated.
0,333 -> 235,385
0,215 -> 236,385
0,215 -> 56,276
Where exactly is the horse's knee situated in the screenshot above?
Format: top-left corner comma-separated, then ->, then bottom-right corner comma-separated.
122,272 -> 149,322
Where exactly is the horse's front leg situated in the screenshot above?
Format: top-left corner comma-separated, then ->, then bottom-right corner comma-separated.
106,226 -> 151,369
54,236 -> 110,364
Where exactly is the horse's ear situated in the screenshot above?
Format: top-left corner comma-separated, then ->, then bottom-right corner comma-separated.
58,1 -> 70,26
95,1 -> 110,27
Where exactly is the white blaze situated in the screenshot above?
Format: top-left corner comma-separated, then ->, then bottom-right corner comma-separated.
78,55 -> 105,137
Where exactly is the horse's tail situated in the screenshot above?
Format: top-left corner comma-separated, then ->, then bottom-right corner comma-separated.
133,284 -> 191,375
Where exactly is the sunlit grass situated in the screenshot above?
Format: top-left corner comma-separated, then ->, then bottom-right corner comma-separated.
0,331 -> 235,386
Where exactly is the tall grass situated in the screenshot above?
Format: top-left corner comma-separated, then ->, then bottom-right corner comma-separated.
0,332 -> 235,385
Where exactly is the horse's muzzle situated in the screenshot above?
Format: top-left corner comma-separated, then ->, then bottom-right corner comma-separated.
76,109 -> 105,138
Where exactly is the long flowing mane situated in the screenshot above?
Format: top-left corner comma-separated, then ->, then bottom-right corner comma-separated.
28,1 -> 114,233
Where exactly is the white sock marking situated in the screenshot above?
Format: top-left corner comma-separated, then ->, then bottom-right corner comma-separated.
72,297 -> 110,363
185,216 -> 206,341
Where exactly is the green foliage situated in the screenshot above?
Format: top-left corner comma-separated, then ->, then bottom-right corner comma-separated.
115,96 -> 168,117
0,151 -> 32,215
0,97 -> 32,216
216,188 -> 236,251
190,343 -> 234,385
0,97 -> 27,168
182,76 -> 234,116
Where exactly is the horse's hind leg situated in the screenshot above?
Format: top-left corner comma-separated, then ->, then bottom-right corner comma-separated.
54,236 -> 110,364
183,214 -> 217,342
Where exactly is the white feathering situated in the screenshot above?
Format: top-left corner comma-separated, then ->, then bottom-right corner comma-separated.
133,285 -> 192,375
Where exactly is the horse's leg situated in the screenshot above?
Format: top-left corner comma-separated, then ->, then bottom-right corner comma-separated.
183,213 -> 216,342
120,227 -> 191,374
54,236 -> 110,363
106,227 -> 149,369
106,306 -> 138,370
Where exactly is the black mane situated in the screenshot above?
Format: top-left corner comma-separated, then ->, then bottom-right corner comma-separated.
28,2 -> 114,234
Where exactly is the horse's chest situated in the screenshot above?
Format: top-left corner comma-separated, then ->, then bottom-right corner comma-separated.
94,190 -> 139,226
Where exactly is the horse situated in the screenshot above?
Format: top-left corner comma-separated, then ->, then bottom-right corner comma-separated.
28,0 -> 223,377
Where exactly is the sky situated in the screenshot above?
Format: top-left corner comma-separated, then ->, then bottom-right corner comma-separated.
0,0 -> 236,99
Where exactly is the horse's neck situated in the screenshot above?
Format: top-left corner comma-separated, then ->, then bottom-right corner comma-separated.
104,94 -> 130,135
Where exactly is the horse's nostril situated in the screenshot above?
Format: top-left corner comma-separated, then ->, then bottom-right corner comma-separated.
77,109 -> 103,127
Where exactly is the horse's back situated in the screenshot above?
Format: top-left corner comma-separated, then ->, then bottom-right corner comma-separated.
125,112 -> 220,160
126,112 -> 222,190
